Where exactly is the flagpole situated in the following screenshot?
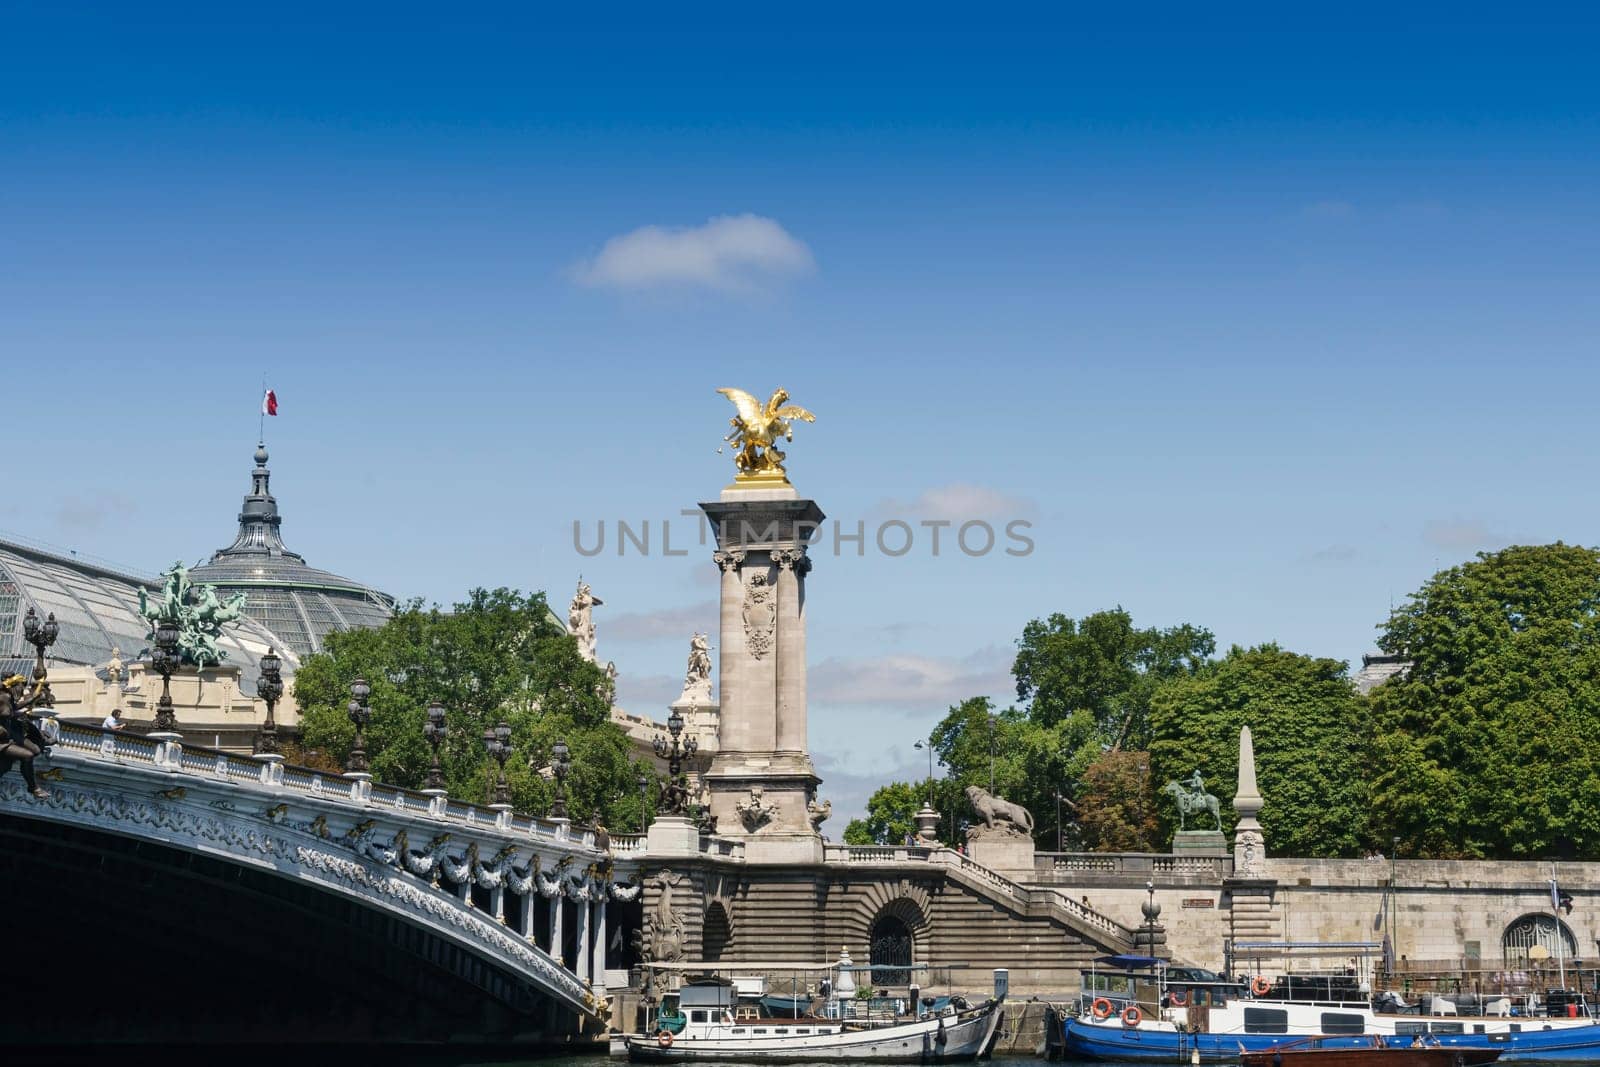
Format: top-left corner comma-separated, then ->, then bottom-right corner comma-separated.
259,375 -> 266,444
1553,866 -> 1568,990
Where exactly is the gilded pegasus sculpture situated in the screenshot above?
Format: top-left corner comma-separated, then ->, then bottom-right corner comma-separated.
717,387 -> 816,482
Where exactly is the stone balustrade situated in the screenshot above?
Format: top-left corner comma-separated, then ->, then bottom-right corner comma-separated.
1034,849 -> 1233,885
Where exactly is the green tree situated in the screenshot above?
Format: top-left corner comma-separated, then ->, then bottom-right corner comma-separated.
293,588 -> 658,829
843,781 -> 925,845
1014,608 -> 1214,748
1368,544 -> 1600,859
1075,748 -> 1159,851
1148,643 -> 1370,857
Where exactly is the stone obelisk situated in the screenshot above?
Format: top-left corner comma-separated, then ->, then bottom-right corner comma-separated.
700,387 -> 825,863
1233,725 -> 1266,875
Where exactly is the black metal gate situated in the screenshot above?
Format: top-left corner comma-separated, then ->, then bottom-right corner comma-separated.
870,914 -> 913,987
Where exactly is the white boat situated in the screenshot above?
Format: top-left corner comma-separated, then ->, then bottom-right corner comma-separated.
617,961 -> 1006,1063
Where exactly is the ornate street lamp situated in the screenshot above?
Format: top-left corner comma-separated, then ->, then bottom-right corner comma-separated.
482,720 -> 512,807
346,678 -> 371,775
653,708 -> 699,816
21,607 -> 59,708
638,772 -> 651,833
255,648 -> 283,755
152,616 -> 181,733
422,701 -> 447,792
550,738 -> 571,820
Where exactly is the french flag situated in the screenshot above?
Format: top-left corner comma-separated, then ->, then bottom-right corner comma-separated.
262,389 -> 278,416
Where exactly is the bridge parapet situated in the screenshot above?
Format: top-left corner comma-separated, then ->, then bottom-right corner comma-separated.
8,721 -> 634,1024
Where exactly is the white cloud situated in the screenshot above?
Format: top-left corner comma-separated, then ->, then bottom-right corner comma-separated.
809,645 -> 1014,710
570,214 -> 815,293
875,484 -> 1036,523
1422,518 -> 1511,552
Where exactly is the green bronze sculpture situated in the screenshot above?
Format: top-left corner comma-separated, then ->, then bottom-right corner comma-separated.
137,562 -> 248,668
1164,770 -> 1223,832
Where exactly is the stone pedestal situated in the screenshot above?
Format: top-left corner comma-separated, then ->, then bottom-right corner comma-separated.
700,487 -> 826,859
646,814 -> 703,856
1173,830 -> 1229,856
967,831 -> 1035,876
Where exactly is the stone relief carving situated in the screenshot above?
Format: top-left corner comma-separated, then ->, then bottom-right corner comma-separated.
736,786 -> 780,832
965,784 -> 1034,839
742,572 -> 776,659
636,868 -> 688,964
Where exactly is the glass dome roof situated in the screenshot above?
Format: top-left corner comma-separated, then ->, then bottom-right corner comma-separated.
0,536 -> 297,692
186,443 -> 396,659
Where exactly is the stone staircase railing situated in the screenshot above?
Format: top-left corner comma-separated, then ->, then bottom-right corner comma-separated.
821,842 -> 1133,949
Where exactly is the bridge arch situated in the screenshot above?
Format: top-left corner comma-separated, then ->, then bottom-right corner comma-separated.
0,724 -> 619,1049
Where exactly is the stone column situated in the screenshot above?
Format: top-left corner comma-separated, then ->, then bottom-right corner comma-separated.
594,895 -> 609,994
773,548 -> 810,753
576,898 -> 592,985
714,550 -> 746,751
700,491 -> 826,863
523,891 -> 537,946
550,895 -> 565,968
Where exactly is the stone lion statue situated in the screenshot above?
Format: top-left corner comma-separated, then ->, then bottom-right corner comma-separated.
965,785 -> 1034,836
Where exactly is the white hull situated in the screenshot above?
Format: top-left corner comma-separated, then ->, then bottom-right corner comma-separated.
624,1001 -> 1004,1063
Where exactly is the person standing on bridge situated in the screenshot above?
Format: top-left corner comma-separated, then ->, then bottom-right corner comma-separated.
0,674 -> 50,799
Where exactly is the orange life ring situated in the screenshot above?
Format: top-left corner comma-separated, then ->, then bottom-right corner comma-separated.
1251,976 -> 1272,996
1091,997 -> 1114,1019
1122,1005 -> 1143,1027
1169,989 -> 1188,1007
657,1030 -> 674,1048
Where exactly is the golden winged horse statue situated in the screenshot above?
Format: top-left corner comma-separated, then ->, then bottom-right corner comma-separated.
717,387 -> 816,482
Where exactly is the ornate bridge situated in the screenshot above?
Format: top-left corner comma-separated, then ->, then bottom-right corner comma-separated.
0,721 -> 639,1049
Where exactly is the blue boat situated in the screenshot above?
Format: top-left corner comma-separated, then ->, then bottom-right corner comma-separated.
1059,956 -> 1600,1064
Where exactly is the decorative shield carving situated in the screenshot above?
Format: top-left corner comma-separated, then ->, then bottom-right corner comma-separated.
743,572 -> 776,659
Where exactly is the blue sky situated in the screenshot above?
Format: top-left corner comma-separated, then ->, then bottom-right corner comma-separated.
5,8 -> 1600,824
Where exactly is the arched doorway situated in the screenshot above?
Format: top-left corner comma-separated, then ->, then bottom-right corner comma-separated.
1502,914 -> 1577,966
703,903 -> 732,962
869,914 -> 913,988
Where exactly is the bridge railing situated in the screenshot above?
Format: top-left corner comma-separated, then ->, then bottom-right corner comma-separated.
49,722 -> 597,849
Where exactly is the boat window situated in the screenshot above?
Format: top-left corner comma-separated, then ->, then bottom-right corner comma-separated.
1473,1025 -> 1485,1034
1395,1022 -> 1428,1036
691,1011 -> 708,1023
731,1028 -> 746,1034
794,1028 -> 809,1034
1510,1024 -> 1521,1032
1243,1007 -> 1288,1034
1320,1012 -> 1364,1034
1431,1023 -> 1463,1035
753,1028 -> 767,1034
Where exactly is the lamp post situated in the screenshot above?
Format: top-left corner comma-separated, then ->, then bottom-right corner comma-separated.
423,701 -> 447,792
638,773 -> 651,833
346,678 -> 371,775
1141,878 -> 1161,955
482,721 -> 512,808
549,738 -> 571,820
21,607 -> 59,709
986,712 -> 997,793
1055,791 -> 1064,853
255,648 -> 283,755
151,616 -> 180,733
653,708 -> 699,815
914,738 -> 934,804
